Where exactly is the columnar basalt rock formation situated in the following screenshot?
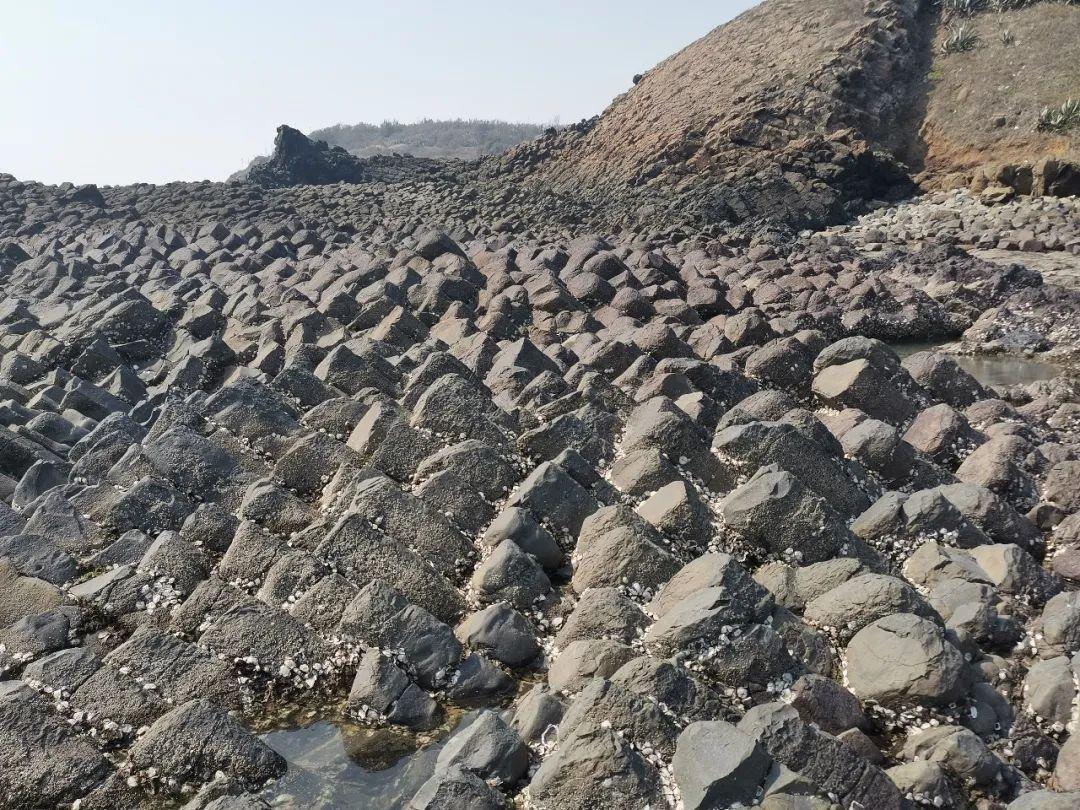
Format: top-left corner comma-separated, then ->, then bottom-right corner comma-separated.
1,0 -> 1080,807
1,166 -> 1078,808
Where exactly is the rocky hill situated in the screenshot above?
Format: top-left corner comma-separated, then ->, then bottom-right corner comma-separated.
231,1 -> 1079,232
488,0 -> 932,228
488,0 -> 1079,228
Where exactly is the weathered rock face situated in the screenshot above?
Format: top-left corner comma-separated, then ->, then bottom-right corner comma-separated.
970,158 -> 1080,200
845,613 -> 969,707
246,125 -> 368,187
130,698 -> 286,789
0,683 -> 112,807
672,720 -> 772,809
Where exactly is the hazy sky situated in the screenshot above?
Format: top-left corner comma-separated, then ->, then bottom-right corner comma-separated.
2,1 -> 757,186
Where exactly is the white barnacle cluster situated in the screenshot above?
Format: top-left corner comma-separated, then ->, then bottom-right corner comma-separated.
620,576 -> 654,604
903,788 -> 947,807
349,700 -> 387,725
136,575 -> 183,615
276,654 -> 321,690
864,699 -> 967,736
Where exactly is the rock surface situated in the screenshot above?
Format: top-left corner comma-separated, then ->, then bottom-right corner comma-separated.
1,6 -> 1079,805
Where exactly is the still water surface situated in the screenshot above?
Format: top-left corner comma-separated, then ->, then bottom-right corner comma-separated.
887,342 -> 1061,387
260,712 -> 476,809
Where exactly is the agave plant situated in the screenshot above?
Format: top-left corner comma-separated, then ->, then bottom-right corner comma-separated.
941,25 -> 980,53
941,0 -> 987,15
994,0 -> 1080,8
1037,99 -> 1080,132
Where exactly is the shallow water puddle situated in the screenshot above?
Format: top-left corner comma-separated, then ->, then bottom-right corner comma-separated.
260,712 -> 475,809
887,341 -> 1061,387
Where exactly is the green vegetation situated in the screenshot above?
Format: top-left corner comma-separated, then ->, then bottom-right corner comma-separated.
942,24 -> 980,52
942,0 -> 1080,15
311,119 -> 548,161
990,0 -> 1080,9
1037,98 -> 1080,131
941,0 -> 987,17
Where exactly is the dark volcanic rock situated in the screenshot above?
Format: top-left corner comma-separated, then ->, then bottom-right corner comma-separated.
1,25 -> 1077,805
247,124 -> 448,188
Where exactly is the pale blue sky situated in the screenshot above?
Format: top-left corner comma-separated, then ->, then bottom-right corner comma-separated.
1,1 -> 757,185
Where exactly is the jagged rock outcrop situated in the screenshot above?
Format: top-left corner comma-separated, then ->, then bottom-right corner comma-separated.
246,124 -> 449,188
